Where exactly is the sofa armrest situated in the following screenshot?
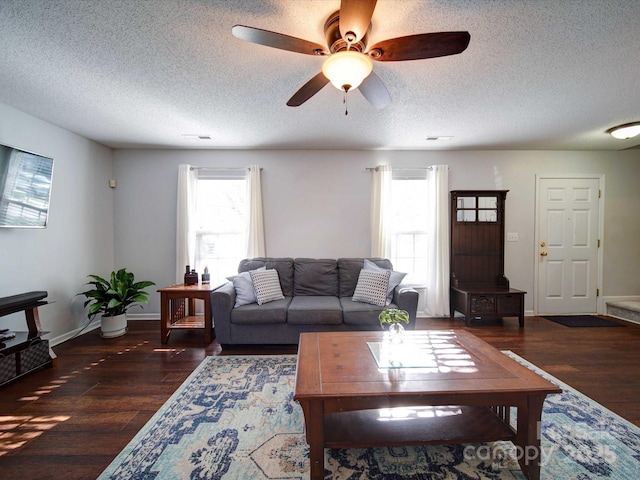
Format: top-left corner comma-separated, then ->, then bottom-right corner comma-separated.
392,284 -> 419,328
212,282 -> 236,344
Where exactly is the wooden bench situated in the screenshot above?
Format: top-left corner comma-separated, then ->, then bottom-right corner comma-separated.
0,291 -> 50,333
0,291 -> 56,386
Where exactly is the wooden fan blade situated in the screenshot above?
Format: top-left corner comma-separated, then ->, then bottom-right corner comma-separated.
368,32 -> 470,61
339,0 -> 377,43
232,25 -> 327,55
358,71 -> 391,109
287,72 -> 330,107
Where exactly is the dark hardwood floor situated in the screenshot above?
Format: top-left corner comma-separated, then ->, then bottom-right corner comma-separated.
1,316 -> 638,479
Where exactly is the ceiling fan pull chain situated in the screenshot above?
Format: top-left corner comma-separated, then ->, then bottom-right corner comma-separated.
343,90 -> 349,115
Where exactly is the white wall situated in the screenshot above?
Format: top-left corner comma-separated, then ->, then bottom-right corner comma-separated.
113,148 -> 640,316
3,101 -> 637,342
0,102 -> 114,343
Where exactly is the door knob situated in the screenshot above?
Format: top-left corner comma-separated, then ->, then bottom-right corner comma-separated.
540,251 -> 548,256
540,241 -> 546,247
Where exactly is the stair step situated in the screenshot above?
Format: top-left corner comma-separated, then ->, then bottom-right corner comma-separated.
606,301 -> 640,325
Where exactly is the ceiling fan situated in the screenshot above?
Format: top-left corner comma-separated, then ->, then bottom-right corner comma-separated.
232,0 -> 470,110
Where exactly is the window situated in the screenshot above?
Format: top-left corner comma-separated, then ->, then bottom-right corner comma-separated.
0,149 -> 53,227
193,172 -> 247,285
372,164 -> 449,316
389,174 -> 428,284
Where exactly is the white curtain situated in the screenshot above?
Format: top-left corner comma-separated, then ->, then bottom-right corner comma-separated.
176,164 -> 197,282
246,165 -> 266,257
370,164 -> 392,257
425,164 -> 450,316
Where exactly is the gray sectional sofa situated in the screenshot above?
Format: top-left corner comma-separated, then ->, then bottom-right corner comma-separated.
211,257 -> 419,345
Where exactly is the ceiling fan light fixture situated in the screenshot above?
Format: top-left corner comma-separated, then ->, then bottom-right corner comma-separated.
322,50 -> 373,91
607,122 -> 640,139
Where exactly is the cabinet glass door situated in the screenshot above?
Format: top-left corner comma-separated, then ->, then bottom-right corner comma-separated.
456,195 -> 497,222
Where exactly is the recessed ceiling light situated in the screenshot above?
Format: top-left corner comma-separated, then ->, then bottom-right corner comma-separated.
426,136 -> 453,141
181,134 -> 212,140
607,122 -> 640,139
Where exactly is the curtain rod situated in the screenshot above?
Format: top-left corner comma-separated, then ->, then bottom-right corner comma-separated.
190,166 -> 262,171
366,166 -> 435,172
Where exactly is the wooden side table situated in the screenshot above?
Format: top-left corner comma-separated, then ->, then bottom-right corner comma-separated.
157,283 -> 215,344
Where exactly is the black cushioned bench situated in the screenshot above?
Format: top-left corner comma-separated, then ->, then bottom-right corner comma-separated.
0,291 -> 49,332
0,291 -> 55,385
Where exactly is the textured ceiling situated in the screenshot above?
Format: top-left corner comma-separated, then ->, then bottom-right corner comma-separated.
1,0 -> 639,151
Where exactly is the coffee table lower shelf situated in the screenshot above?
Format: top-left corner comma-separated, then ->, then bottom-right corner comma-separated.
168,315 -> 205,329
323,405 -> 515,448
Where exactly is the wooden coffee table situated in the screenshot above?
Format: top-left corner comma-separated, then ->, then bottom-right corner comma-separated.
294,330 -> 561,480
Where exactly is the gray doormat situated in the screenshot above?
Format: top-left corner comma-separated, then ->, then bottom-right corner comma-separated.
542,315 -> 625,327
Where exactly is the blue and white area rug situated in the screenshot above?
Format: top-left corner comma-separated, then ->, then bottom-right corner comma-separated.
98,353 -> 640,479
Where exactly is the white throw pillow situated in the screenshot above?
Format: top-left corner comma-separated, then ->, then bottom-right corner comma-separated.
352,269 -> 391,307
364,259 -> 407,305
227,266 -> 266,307
249,268 -> 285,305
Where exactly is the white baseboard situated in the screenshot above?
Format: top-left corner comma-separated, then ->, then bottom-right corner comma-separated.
126,313 -> 159,321
48,320 -> 100,347
47,314 -> 158,347
418,309 -> 535,319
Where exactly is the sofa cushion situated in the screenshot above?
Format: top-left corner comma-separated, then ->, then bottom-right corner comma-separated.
250,269 -> 285,305
230,297 -> 291,325
238,258 -> 294,297
226,266 -> 266,307
352,269 -> 391,307
293,258 -> 338,296
341,297 -> 387,327
363,259 -> 407,305
287,296 -> 343,325
338,258 -> 393,297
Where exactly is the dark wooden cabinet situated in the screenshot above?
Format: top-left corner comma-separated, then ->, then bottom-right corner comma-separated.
449,190 -> 526,327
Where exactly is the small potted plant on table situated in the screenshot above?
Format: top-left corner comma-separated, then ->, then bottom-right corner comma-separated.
78,268 -> 155,338
378,307 -> 410,343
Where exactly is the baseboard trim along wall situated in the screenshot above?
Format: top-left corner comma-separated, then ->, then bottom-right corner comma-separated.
49,319 -> 100,347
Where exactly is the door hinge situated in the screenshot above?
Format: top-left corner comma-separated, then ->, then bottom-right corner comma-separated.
599,189 -> 601,198
598,239 -> 601,248
597,288 -> 600,297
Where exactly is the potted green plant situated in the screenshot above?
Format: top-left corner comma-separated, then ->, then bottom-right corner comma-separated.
78,268 -> 155,338
378,307 -> 410,342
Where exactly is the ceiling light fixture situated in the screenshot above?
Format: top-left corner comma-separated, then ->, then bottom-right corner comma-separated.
322,50 -> 373,92
607,122 -> 640,140
426,136 -> 454,141
182,134 -> 212,140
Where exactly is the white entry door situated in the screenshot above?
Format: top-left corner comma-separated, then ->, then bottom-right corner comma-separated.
536,176 -> 601,314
